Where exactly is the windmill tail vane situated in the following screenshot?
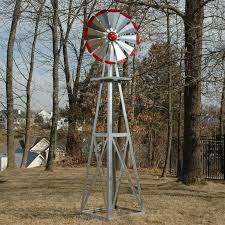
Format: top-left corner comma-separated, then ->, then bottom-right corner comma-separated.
80,9 -> 144,220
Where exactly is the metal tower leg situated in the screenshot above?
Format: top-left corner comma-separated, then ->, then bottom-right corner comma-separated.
115,64 -> 144,210
107,64 -> 113,219
80,82 -> 104,212
80,63 -> 144,220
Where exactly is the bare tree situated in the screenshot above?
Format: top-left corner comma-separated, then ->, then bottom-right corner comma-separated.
6,0 -> 22,169
116,0 -> 212,183
162,10 -> 172,177
45,0 -> 60,171
59,0 -> 98,158
58,0 -> 86,158
181,0 -> 205,183
219,60 -> 225,137
21,1 -> 46,168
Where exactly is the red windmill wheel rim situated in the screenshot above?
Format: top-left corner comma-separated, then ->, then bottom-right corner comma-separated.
84,9 -> 140,65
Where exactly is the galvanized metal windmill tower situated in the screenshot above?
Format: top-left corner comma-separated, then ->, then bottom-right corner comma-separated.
80,9 -> 144,220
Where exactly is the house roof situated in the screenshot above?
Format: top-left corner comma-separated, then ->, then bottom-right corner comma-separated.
1,136 -> 64,165
26,151 -> 39,167
1,137 -> 49,156
38,110 -> 50,114
38,110 -> 52,117
14,148 -> 40,167
13,137 -> 48,167
30,137 -> 49,153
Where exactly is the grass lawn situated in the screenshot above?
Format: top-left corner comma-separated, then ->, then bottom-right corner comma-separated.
0,167 -> 225,225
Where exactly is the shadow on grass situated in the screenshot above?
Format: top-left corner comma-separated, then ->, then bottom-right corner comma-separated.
0,180 -> 6,183
0,207 -> 81,220
140,178 -> 225,200
148,190 -> 225,199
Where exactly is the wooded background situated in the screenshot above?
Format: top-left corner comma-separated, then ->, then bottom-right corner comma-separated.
1,0 -> 225,184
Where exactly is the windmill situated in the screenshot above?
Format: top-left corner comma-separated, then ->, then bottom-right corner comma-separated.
80,9 -> 144,220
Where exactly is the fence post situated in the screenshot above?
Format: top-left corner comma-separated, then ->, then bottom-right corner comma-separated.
169,146 -> 172,174
223,135 -> 225,180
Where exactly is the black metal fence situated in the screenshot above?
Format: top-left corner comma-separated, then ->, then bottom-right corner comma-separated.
170,136 -> 225,180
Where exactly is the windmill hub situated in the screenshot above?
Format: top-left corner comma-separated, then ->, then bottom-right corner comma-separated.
107,31 -> 118,42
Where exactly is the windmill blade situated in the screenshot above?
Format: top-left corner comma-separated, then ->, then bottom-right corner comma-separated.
89,16 -> 107,32
118,35 -> 137,44
105,43 -> 115,63
118,22 -> 136,36
93,42 -> 109,60
108,12 -> 120,30
98,13 -> 111,30
87,27 -> 106,40
85,10 -> 140,64
88,38 -> 106,52
113,43 -> 127,62
115,15 -> 130,33
109,43 -> 115,62
116,40 -> 135,55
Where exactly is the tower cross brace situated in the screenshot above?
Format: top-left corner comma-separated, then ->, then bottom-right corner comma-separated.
80,63 -> 144,220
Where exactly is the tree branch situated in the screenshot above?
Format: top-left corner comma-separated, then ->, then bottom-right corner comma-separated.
114,0 -> 185,19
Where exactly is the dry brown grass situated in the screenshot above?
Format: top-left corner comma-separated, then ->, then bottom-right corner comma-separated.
0,167 -> 225,225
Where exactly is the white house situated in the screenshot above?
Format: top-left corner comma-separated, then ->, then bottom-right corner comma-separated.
57,117 -> 69,130
38,110 -> 52,123
0,137 -> 65,171
0,109 -> 26,129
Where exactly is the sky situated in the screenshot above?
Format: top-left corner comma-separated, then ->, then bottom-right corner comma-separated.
0,0 -> 115,112
0,2 -> 86,112
0,0 -> 224,112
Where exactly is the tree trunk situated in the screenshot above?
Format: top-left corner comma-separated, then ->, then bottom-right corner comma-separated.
180,0 -> 204,183
46,0 -> 60,171
177,90 -> 183,176
219,62 -> 225,173
177,46 -> 184,177
131,64 -> 137,128
219,66 -> 225,137
162,11 -> 172,177
66,43 -> 86,157
60,25 -> 77,157
6,0 -> 22,169
66,10 -> 87,158
59,0 -> 97,158
21,2 -> 45,168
